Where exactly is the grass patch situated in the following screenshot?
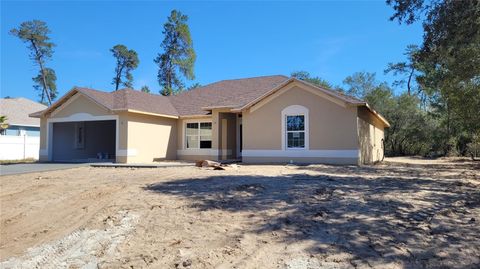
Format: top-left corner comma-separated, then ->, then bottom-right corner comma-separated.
0,158 -> 37,165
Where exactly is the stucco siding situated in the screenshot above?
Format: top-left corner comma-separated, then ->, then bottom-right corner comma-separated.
39,117 -> 48,161
51,94 -> 110,119
243,85 -> 359,164
125,113 -> 177,163
357,106 -> 385,164
243,156 -> 358,165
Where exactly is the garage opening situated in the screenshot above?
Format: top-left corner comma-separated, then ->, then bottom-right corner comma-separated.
52,120 -> 116,162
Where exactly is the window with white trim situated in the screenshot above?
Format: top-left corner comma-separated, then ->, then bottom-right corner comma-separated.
186,122 -> 212,149
286,115 -> 305,148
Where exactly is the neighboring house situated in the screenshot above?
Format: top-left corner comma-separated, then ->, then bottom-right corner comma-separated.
30,75 -> 389,164
0,97 -> 47,160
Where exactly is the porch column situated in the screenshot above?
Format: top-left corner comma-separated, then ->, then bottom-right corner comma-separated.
211,109 -> 221,160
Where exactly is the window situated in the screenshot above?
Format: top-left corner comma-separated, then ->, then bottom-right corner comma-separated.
282,105 -> 309,150
286,115 -> 305,148
186,122 -> 212,149
74,122 -> 85,149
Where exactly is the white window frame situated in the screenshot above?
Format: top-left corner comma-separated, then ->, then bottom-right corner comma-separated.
286,115 -> 306,149
184,120 -> 212,149
281,105 -> 309,150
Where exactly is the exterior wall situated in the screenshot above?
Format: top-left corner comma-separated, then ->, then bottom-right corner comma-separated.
218,112 -> 237,160
51,120 -> 116,161
357,107 -> 385,164
39,117 -> 48,161
242,85 -> 359,164
117,113 -> 129,163
53,94 -> 109,118
124,113 -> 177,163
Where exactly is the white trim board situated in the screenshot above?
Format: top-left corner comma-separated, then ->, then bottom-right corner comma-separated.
117,149 -> 138,157
242,149 -> 359,158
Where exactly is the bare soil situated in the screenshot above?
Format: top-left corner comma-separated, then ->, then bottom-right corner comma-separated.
1,157 -> 479,268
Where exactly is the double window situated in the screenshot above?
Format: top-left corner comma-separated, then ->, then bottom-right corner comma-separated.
186,122 -> 212,149
286,115 -> 305,149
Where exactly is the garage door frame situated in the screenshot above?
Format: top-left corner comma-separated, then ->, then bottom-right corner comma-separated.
46,113 -> 119,162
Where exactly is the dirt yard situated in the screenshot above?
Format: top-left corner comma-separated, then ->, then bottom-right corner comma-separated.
1,158 -> 479,269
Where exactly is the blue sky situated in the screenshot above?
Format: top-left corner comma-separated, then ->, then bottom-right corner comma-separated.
1,1 -> 422,101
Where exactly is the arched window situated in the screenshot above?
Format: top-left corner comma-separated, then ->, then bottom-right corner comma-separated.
281,105 -> 309,150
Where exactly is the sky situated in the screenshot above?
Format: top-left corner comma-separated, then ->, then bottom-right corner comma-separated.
1,0 -> 423,101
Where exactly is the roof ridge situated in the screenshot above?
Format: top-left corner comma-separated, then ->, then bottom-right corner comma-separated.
216,74 -> 288,83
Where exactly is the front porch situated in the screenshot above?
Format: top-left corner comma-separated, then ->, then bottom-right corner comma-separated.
178,110 -> 242,161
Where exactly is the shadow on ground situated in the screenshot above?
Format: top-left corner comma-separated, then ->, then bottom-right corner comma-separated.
144,164 -> 480,268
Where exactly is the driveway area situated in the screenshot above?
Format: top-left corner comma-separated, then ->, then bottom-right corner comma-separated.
0,158 -> 479,268
0,162 -> 88,176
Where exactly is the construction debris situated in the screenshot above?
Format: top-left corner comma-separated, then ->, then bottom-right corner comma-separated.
195,160 -> 239,170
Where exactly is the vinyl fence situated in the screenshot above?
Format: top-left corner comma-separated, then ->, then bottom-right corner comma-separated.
0,135 -> 40,160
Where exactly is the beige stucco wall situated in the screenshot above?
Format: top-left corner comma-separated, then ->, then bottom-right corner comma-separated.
243,85 -> 359,150
218,112 -> 237,160
39,117 -> 48,162
125,113 -> 177,163
242,85 -> 359,164
52,94 -> 110,118
357,107 -> 385,164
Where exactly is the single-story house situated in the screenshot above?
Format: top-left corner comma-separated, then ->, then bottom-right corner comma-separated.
30,75 -> 389,165
1,97 -> 47,136
1,97 -> 47,160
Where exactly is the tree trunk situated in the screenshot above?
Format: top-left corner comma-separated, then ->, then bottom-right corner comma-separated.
30,40 -> 52,105
407,66 -> 414,96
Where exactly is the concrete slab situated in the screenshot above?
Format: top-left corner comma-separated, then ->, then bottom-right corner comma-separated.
0,163 -> 89,176
90,161 -> 194,168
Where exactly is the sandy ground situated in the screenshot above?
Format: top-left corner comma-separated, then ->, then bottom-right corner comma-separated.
0,158 -> 479,269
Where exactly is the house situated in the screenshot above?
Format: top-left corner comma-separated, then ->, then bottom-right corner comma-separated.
30,75 -> 389,164
1,97 -> 47,136
0,97 -> 47,160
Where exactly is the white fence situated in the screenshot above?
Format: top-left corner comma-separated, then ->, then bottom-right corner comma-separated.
0,135 -> 40,160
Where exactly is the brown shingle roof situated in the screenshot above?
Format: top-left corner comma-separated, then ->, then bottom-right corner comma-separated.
33,87 -> 179,117
32,75 -> 380,122
168,75 -> 289,116
112,88 -> 178,116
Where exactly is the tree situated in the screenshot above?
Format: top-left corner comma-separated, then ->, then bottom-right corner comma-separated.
0,116 -> 9,135
187,82 -> 201,90
155,10 -> 196,96
111,44 -> 139,90
387,0 -> 480,156
140,85 -> 150,93
384,45 -> 421,96
342,72 -> 381,99
291,71 -> 332,89
387,0 -> 480,83
10,20 -> 56,105
33,68 -> 57,105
